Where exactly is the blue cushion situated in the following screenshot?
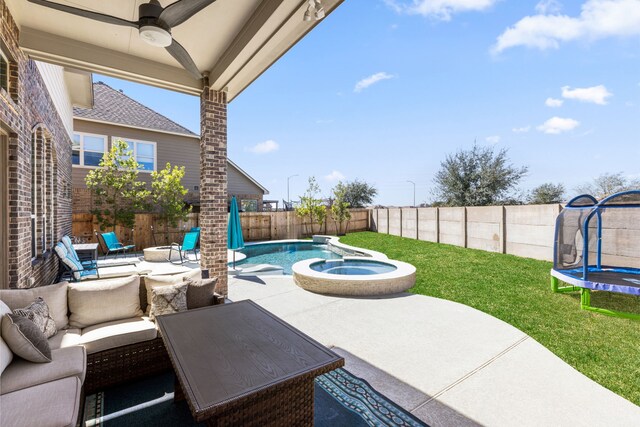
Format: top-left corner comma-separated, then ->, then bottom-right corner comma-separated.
61,236 -> 81,262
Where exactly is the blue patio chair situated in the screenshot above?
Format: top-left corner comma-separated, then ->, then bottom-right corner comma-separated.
168,231 -> 200,264
54,242 -> 99,282
96,230 -> 135,259
61,235 -> 97,268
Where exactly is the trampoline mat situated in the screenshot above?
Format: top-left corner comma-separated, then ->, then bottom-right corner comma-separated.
559,268 -> 640,295
581,271 -> 640,289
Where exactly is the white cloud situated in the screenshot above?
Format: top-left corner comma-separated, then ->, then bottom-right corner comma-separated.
324,170 -> 346,182
561,85 -> 612,105
384,0 -> 499,21
545,97 -> 564,107
245,139 -> 279,154
535,0 -> 562,15
485,135 -> 501,144
537,116 -> 580,134
512,125 -> 531,133
492,0 -> 640,54
354,72 -> 395,93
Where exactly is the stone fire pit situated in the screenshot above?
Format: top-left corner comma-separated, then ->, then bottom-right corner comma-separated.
143,246 -> 182,262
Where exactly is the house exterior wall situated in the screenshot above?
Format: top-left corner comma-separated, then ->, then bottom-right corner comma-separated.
36,62 -> 74,139
1,0 -> 73,288
72,118 -> 264,212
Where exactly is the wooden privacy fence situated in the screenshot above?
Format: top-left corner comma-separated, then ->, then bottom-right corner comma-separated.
72,209 -> 370,251
370,205 -> 563,261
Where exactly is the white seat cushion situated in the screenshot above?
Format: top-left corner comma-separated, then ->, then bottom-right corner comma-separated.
68,275 -> 143,328
0,282 -> 69,329
48,328 -> 82,350
80,317 -> 157,354
0,345 -> 86,395
0,376 -> 82,427
0,300 -> 13,375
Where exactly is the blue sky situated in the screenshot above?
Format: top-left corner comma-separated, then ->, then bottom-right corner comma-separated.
96,0 -> 640,206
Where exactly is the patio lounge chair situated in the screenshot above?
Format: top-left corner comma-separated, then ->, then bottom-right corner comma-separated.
168,230 -> 199,264
96,230 -> 135,259
55,242 -> 99,282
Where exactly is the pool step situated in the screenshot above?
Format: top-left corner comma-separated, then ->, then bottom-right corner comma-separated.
228,263 -> 284,276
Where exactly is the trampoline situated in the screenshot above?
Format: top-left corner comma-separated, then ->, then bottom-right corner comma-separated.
551,190 -> 640,320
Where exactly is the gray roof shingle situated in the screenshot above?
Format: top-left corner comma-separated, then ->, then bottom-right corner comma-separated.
73,82 -> 197,136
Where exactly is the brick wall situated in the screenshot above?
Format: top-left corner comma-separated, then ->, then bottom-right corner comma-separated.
199,87 -> 228,296
0,0 -> 73,288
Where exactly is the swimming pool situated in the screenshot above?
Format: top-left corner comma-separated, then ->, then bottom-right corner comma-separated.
233,241 -> 342,275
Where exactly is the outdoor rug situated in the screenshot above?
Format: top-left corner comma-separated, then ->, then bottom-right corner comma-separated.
82,368 -> 427,427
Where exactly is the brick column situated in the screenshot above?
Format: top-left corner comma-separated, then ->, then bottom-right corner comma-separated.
200,87 -> 228,296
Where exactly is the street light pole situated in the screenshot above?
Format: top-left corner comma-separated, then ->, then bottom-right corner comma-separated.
287,174 -> 299,207
407,180 -> 416,207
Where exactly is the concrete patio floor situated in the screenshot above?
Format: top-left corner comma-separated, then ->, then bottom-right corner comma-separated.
228,275 -> 640,427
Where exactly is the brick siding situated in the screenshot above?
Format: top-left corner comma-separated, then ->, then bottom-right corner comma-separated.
1,0 -> 73,288
199,87 -> 228,296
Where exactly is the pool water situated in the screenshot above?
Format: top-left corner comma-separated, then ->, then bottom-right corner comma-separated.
233,242 -> 342,275
311,260 -> 397,275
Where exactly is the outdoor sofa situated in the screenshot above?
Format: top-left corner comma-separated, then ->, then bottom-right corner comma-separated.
0,270 -> 223,427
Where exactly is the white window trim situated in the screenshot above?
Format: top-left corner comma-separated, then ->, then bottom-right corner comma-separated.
112,137 -> 157,173
0,48 -> 8,93
72,132 -> 108,168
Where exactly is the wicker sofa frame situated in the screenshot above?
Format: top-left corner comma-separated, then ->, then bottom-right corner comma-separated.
84,294 -> 224,393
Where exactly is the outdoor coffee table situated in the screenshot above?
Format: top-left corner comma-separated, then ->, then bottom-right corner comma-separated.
156,300 -> 344,426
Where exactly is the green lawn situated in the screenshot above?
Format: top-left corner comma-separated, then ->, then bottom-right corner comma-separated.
340,232 -> 640,406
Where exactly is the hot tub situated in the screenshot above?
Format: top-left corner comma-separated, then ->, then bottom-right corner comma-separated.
292,258 -> 416,296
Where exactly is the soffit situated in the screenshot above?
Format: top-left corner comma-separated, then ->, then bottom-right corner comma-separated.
6,0 -> 342,99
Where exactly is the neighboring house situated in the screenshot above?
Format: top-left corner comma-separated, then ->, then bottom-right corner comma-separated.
72,82 -> 268,212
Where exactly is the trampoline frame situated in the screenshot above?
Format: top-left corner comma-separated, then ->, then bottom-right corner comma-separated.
551,190 -> 640,320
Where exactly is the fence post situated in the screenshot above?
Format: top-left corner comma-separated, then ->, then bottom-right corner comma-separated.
500,206 -> 507,254
435,207 -> 440,243
463,207 -> 468,248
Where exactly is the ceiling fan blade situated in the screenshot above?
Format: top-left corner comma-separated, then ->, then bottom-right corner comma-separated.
27,0 -> 138,28
159,0 -> 217,28
165,39 -> 202,79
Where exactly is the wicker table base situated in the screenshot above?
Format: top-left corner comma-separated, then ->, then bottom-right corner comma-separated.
157,301 -> 344,427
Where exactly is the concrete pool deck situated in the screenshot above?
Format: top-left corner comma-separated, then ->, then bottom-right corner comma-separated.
228,275 -> 640,426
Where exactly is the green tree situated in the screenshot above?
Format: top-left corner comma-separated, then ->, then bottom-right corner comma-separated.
295,177 -> 325,235
433,144 -> 528,206
342,179 -> 377,208
85,139 -> 150,231
528,183 -> 565,204
331,181 -> 351,235
151,163 -> 192,244
575,172 -> 640,199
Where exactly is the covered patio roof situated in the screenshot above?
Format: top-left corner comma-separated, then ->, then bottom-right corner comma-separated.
6,0 -> 342,98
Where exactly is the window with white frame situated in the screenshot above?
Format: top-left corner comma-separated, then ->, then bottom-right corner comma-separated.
115,138 -> 156,172
0,48 -> 8,93
31,128 -> 55,259
72,133 -> 107,167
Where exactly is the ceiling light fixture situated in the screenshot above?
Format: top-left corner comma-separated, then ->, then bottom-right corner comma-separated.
139,25 -> 172,47
303,0 -> 324,22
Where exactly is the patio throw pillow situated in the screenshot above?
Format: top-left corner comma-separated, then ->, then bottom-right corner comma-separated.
149,283 -> 188,322
0,300 -> 13,374
143,269 -> 201,314
1,313 -> 52,363
183,277 -> 218,309
12,297 -> 57,338
68,275 -> 143,329
0,281 -> 70,329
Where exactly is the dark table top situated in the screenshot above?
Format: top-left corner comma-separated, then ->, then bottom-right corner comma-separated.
156,300 -> 344,419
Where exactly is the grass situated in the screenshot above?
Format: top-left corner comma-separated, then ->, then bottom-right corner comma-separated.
339,231 -> 640,406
